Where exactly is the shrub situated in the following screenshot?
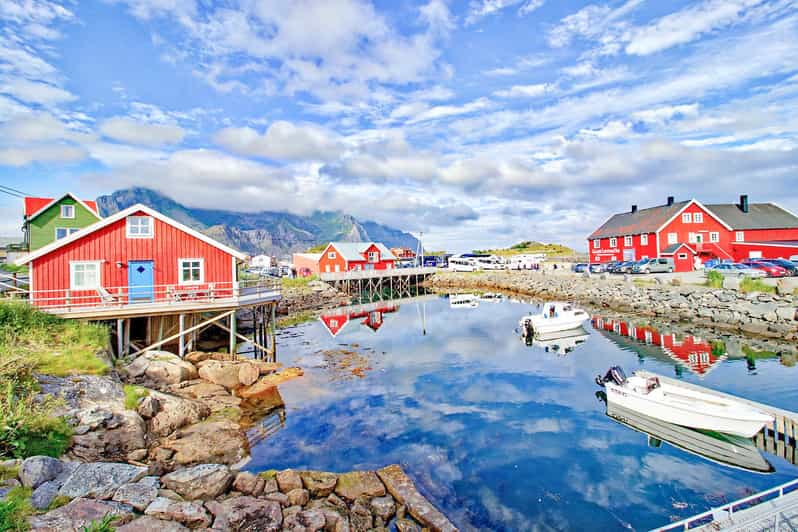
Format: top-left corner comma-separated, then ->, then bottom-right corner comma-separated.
739,277 -> 777,294
0,486 -> 33,532
123,385 -> 149,410
0,380 -> 73,459
705,270 -> 723,289
281,276 -> 318,290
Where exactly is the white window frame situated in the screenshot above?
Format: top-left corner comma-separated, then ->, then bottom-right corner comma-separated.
593,239 -> 600,249
678,253 -> 688,260
60,204 -> 75,219
710,232 -> 719,243
328,251 -> 337,259
624,235 -> 633,246
70,261 -> 101,290
735,231 -> 744,242
682,212 -> 692,223
640,234 -> 648,245
368,251 -> 379,263
667,232 -> 677,245
178,258 -> 204,285
609,237 -> 617,248
55,227 -> 80,240
693,212 -> 703,223
688,232 -> 697,244
126,216 -> 154,238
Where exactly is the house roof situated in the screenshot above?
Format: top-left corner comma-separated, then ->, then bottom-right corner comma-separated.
589,201 -> 690,239
703,203 -> 798,230
24,193 -> 99,220
733,240 -> 798,248
327,242 -> 397,262
16,203 -> 247,265
661,243 -> 696,255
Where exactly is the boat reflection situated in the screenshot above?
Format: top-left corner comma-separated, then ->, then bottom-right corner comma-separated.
592,316 -> 727,377
525,326 -> 589,354
599,396 -> 774,474
449,293 -> 479,309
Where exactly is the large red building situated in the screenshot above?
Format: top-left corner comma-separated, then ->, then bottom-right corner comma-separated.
17,203 -> 246,308
588,195 -> 798,271
318,242 -> 397,274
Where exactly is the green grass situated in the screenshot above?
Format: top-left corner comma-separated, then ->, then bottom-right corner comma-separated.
281,275 -> 318,290
123,385 -> 149,410
0,463 -> 18,482
474,241 -> 575,257
741,345 -> 778,359
0,263 -> 27,274
0,486 -> 33,532
739,277 -> 777,294
705,270 -> 723,289
80,514 -> 118,532
277,310 -> 316,329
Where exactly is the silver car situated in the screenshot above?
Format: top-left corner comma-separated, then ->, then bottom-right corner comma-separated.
633,258 -> 674,274
706,263 -> 766,278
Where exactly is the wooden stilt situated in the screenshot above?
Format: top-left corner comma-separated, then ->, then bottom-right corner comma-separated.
117,319 -> 124,357
178,313 -> 185,357
124,318 -> 131,356
229,312 -> 237,355
130,310 -> 235,358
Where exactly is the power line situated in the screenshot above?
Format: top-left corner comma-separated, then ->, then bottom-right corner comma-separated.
0,186 -> 26,199
0,184 -> 29,196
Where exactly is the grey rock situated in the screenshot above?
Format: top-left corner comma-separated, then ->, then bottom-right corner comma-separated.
137,395 -> 160,418
19,456 -> 62,489
350,497 -> 373,532
334,471 -> 385,501
370,495 -> 396,522
30,480 -> 60,510
263,491 -> 289,507
276,469 -> 303,493
127,449 -> 147,462
138,476 -> 161,488
116,516 -> 190,532
113,482 -> 159,511
29,497 -> 135,532
161,463 -> 233,500
287,487 -> 310,506
205,495 -> 283,531
300,470 -> 338,497
232,471 -> 265,496
144,497 -> 212,528
58,462 -> 148,499
395,518 -> 422,532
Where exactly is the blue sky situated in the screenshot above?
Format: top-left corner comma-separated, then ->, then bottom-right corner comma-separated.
1,0 -> 797,252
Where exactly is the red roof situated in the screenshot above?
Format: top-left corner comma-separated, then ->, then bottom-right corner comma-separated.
24,196 -> 98,217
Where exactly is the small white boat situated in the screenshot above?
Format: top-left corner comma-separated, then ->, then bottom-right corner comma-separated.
519,302 -> 589,336
531,327 -> 589,354
449,294 -> 479,309
596,367 -> 774,438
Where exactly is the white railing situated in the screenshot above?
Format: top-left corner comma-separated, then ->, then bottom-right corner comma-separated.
26,278 -> 280,312
0,271 -> 29,297
654,478 -> 798,531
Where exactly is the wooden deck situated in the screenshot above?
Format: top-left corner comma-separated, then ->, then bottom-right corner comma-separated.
319,266 -> 438,282
320,266 -> 438,295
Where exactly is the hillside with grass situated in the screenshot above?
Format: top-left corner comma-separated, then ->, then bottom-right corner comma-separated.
474,241 -> 577,257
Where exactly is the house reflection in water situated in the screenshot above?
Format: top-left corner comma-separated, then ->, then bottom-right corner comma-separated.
320,304 -> 399,337
591,316 -> 727,377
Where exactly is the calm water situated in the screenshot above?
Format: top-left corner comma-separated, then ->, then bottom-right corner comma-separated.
245,294 -> 798,531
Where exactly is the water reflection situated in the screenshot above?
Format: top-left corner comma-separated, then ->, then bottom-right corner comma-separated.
526,327 -> 590,354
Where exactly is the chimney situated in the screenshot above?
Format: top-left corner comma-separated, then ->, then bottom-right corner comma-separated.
631,205 -> 638,214
739,194 -> 749,213
667,196 -> 674,206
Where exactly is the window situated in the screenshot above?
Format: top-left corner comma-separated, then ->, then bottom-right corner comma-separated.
55,227 -> 80,240
328,251 -> 337,259
60,204 -> 75,219
593,239 -> 600,249
667,232 -> 677,245
368,251 -> 379,263
640,234 -> 648,245
710,232 -> 719,243
682,212 -> 692,223
678,253 -> 688,260
624,235 -> 633,246
735,231 -> 744,242
688,232 -> 697,243
325,265 -> 331,273
334,264 -> 340,272
70,261 -> 100,290
694,212 -> 703,223
126,216 -> 153,238
609,237 -> 617,248
178,259 -> 204,284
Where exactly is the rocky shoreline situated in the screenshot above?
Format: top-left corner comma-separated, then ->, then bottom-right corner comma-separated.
2,348 -> 457,531
428,271 -> 798,347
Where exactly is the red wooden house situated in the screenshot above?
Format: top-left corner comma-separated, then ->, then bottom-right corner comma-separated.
17,203 -> 247,310
318,242 -> 397,274
588,195 -> 798,270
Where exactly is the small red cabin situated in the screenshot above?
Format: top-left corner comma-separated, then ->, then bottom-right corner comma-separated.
17,203 -> 247,310
318,242 -> 397,274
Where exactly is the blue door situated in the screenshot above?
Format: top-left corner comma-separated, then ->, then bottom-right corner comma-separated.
128,260 -> 154,302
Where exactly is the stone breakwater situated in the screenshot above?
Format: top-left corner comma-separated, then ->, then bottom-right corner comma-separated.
428,271 -> 798,343
1,456 -> 456,532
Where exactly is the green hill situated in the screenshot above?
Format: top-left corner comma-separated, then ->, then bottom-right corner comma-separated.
474,241 -> 575,257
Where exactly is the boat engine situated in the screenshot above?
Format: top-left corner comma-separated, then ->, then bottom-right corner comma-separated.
595,365 -> 627,387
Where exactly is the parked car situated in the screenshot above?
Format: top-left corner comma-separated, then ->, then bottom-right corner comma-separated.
758,258 -> 798,276
573,263 -> 588,273
790,255 -> 798,263
612,261 -> 635,274
589,263 -> 606,273
604,261 -> 623,273
633,257 -> 675,274
741,260 -> 789,278
705,263 -> 767,278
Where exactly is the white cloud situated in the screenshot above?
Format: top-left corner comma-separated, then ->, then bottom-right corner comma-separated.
99,117 -> 186,147
465,0 -> 543,24
0,144 -> 85,166
406,98 -> 492,124
680,135 -> 737,147
493,83 -> 550,99
632,104 -> 700,124
547,1 -> 642,49
1,79 -> 76,104
214,121 -> 343,161
579,120 -> 632,139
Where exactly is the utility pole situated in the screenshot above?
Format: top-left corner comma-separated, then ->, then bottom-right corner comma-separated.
416,231 -> 424,267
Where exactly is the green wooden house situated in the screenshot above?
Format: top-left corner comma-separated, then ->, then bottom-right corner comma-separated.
23,193 -> 101,251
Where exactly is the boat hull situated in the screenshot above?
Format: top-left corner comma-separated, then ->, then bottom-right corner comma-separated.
526,315 -> 589,334
604,382 -> 772,438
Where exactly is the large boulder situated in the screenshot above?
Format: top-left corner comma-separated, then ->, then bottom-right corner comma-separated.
161,463 -> 233,500
144,497 -> 212,528
276,470 -> 303,493
29,498 -> 135,531
197,360 -> 243,390
334,471 -> 385,501
113,481 -> 159,512
377,464 -> 458,532
69,409 -> 147,462
205,496 -> 283,531
158,420 -> 249,466
146,391 -> 211,437
116,516 -> 189,532
237,368 -> 303,399
19,456 -> 63,489
169,381 -> 243,413
126,351 -> 198,386
300,471 -> 338,498
58,462 -> 148,500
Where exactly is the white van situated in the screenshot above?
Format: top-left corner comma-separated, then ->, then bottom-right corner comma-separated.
448,257 -> 477,272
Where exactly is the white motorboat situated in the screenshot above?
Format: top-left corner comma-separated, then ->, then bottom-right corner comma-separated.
449,294 -> 479,309
518,302 -> 589,336
596,367 -> 774,438
605,402 -> 774,474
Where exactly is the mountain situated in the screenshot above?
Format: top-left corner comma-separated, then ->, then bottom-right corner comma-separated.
96,188 -> 420,257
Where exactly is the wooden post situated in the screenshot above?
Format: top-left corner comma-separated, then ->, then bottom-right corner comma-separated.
124,318 -> 131,356
117,319 -> 124,357
178,313 -> 185,357
229,311 -> 237,355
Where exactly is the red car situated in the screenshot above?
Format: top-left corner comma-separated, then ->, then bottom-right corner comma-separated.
742,260 -> 789,277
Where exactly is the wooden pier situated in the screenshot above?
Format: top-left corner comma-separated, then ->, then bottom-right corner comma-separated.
320,266 -> 438,296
